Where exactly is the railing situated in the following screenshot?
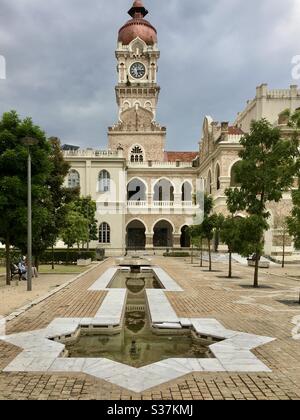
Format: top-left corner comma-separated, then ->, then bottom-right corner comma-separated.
96,201 -> 197,212
127,201 -> 195,208
267,89 -> 300,98
64,150 -> 119,158
127,201 -> 148,208
181,201 -> 193,208
153,201 -> 175,208
128,161 -> 194,168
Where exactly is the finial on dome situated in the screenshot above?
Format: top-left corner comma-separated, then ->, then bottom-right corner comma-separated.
128,0 -> 148,18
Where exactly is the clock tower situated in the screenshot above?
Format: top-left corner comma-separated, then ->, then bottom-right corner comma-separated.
108,0 -> 166,162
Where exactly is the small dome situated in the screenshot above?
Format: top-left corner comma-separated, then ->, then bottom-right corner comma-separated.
118,0 -> 157,46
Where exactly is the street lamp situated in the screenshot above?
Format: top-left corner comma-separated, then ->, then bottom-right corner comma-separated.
21,136 -> 39,292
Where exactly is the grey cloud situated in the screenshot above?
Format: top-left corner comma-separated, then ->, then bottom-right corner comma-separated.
0,0 -> 299,150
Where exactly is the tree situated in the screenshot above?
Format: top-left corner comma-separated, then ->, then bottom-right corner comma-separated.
61,205 -> 89,252
189,195 -> 215,268
189,224 -> 204,266
73,196 -> 97,250
12,137 -> 79,269
220,216 -> 243,278
276,213 -> 290,269
286,109 -> 300,250
202,214 -> 219,271
225,119 -> 298,287
0,111 -> 52,284
288,189 -> 300,250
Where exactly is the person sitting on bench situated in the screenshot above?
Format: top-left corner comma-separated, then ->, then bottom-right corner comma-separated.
18,258 -> 27,280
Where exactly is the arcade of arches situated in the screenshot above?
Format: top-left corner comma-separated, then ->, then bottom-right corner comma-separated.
126,219 -> 190,250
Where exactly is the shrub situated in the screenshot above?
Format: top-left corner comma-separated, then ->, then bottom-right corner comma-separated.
163,252 -> 190,258
39,249 -> 96,264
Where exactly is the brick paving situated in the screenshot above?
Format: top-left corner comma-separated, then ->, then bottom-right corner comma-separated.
0,257 -> 300,400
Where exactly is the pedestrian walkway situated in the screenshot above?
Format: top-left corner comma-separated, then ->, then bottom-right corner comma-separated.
0,257 -> 299,400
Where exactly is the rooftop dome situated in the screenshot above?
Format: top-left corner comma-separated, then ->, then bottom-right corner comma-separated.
118,0 -> 157,46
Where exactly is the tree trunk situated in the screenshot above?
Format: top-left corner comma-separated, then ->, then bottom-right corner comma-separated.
5,235 -> 11,286
254,252 -> 260,288
34,256 -> 39,271
200,239 -> 203,267
208,239 -> 212,271
191,244 -> 194,265
282,228 -> 286,269
228,251 -> 232,278
52,245 -> 55,270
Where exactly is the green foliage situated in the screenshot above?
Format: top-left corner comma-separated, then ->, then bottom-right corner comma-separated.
287,188 -> 300,249
220,217 -> 243,254
39,249 -> 96,265
286,110 -> 300,250
225,119 -> 298,286
60,206 -> 89,249
204,194 -> 214,216
73,196 -> 98,244
0,111 -> 54,282
189,195 -> 218,246
283,109 -> 300,129
238,215 -> 268,257
226,119 -> 299,218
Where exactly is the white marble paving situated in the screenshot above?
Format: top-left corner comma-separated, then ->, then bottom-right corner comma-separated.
0,263 -> 275,393
44,318 -> 81,339
88,267 -> 119,291
191,319 -> 237,339
94,289 -> 127,325
146,290 -> 180,324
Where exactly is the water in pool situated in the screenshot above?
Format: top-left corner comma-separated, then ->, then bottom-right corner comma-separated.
66,271 -> 211,368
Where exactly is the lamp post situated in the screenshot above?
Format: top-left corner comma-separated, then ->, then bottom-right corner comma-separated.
21,137 -> 38,292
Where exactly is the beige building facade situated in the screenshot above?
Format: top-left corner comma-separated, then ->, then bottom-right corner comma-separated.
62,1 -> 300,259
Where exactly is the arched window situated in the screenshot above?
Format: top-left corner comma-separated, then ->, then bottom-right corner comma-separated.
216,164 -> 221,190
207,171 -> 212,195
154,179 -> 174,202
68,170 -> 80,189
99,223 -> 111,244
230,162 -> 241,187
130,146 -> 144,163
181,182 -> 192,202
127,179 -> 146,201
98,170 -> 110,193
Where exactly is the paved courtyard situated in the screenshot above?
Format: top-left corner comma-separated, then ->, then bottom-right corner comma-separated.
0,257 -> 299,400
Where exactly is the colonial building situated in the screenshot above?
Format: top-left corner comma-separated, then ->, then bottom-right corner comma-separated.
63,1 -> 300,259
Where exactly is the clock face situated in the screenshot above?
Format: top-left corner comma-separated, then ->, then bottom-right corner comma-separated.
130,62 -> 146,79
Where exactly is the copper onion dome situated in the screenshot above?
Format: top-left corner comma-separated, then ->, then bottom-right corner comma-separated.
118,0 -> 157,45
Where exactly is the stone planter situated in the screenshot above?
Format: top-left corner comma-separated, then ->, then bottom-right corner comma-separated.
247,260 -> 270,269
77,258 -> 92,267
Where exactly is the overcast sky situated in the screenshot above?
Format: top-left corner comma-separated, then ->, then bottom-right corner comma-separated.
0,0 -> 299,151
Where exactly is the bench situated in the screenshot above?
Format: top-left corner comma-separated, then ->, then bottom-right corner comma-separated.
10,264 -> 23,282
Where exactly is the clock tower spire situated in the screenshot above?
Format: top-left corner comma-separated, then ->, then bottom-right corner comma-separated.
108,1 -> 166,162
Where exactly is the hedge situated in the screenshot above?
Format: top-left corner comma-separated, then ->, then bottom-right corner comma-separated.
163,252 -> 190,258
39,250 -> 96,264
0,249 -> 96,264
